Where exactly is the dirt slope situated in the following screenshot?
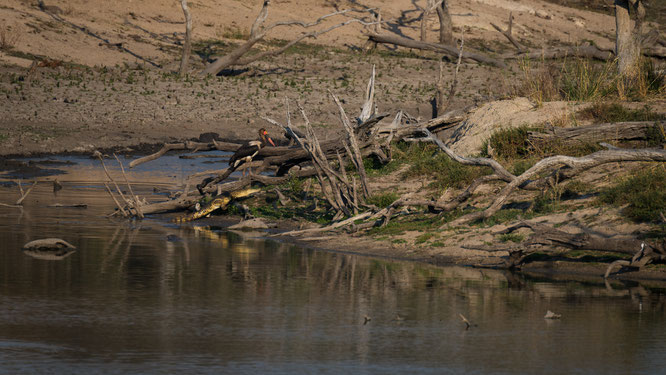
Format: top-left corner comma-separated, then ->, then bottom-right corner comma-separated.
1,0 -> 619,68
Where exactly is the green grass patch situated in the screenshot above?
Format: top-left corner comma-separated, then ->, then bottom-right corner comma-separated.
366,192 -> 400,208
415,232 -> 435,244
483,125 -> 603,162
369,215 -> 446,237
498,233 -> 524,243
481,209 -> 524,226
364,154 -> 402,176
599,167 -> 666,222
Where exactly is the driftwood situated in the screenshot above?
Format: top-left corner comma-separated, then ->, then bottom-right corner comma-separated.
367,32 -> 507,68
528,121 -> 665,145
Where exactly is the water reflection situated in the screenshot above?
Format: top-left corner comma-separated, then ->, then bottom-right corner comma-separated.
0,185 -> 665,374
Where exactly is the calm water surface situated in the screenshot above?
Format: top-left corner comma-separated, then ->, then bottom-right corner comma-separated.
1,155 -> 665,374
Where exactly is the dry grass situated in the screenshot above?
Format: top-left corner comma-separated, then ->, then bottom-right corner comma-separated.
0,21 -> 21,51
520,55 -> 665,103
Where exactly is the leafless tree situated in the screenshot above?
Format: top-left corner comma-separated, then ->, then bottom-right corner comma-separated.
178,0 -> 193,76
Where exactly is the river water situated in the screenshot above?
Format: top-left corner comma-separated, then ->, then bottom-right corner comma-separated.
1,154 -> 665,374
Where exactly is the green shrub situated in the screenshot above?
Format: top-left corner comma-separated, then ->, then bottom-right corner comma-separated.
401,143 -> 491,189
599,167 -> 666,222
484,126 -> 533,160
485,125 -> 603,163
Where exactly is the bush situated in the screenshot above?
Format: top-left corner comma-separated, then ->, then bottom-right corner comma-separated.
599,167 -> 666,222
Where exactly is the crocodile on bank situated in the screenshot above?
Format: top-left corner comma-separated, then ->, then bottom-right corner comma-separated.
173,187 -> 262,223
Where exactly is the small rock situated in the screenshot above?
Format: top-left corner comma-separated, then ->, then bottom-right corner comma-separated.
535,10 -> 551,20
23,238 -> 76,260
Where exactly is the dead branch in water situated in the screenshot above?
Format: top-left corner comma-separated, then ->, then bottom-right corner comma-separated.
15,180 -> 38,205
129,140 -> 240,168
114,154 -> 143,219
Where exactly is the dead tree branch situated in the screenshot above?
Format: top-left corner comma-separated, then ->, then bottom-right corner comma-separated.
114,154 -> 143,219
367,32 -> 507,68
490,12 -> 526,52
331,91 -> 370,198
201,3 -> 376,76
452,144 -> 666,224
129,140 -> 241,168
15,181 -> 38,205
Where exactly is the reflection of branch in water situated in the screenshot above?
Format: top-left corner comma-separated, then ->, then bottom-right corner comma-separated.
99,225 -> 126,275
37,2 -> 161,67
118,226 -> 141,271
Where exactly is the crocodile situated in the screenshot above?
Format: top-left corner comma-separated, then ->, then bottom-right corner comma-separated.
173,187 -> 261,223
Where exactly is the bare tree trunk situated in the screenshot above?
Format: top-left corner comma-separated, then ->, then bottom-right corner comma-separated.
179,0 -> 193,76
615,0 -> 642,77
436,0 -> 453,44
420,7 -> 430,42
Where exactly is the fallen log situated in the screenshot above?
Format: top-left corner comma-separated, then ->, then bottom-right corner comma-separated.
503,44 -> 614,61
528,121 -> 665,145
367,32 -> 507,68
493,221 -> 666,274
